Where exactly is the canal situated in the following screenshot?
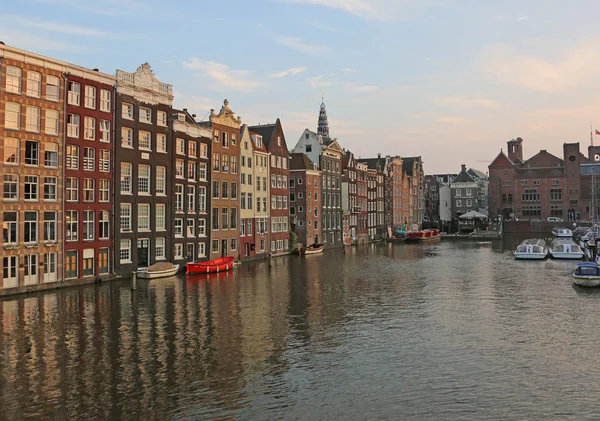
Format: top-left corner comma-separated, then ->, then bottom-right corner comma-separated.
2,239 -> 600,420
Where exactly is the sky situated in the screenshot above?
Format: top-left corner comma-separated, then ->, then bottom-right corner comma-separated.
2,0 -> 600,173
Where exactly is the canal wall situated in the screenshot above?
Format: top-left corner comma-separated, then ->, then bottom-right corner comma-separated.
503,220 -> 593,234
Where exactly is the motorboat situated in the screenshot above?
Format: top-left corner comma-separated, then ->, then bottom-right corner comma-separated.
548,239 -> 584,259
405,229 -> 441,243
552,227 -> 573,238
300,244 -> 325,255
137,262 -> 179,279
186,256 -> 235,274
572,262 -> 600,287
513,239 -> 547,260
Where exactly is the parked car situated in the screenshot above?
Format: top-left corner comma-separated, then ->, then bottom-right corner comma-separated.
547,217 -> 563,222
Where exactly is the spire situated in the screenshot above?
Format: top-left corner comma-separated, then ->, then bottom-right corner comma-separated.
317,94 -> 330,138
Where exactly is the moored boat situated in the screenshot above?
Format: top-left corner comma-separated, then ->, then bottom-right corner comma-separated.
572,262 -> 600,287
186,256 -> 235,274
405,229 -> 440,243
552,227 -> 573,238
137,262 -> 180,279
513,239 -> 547,260
300,244 -> 325,255
548,239 -> 584,259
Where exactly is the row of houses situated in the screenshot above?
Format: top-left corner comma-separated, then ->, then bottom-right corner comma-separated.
0,43 -> 425,293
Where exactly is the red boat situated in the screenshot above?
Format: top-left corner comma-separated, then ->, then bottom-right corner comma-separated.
186,256 -> 235,274
405,229 -> 441,243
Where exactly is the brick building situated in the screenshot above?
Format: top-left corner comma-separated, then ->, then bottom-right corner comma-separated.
202,100 -> 241,259
424,175 -> 440,223
358,154 -> 387,240
172,109 -> 211,265
250,119 -> 290,255
290,153 -> 322,247
64,69 -> 116,281
1,45 -> 65,288
239,124 -> 256,259
341,151 -> 358,245
357,161 -> 369,244
114,63 -> 174,274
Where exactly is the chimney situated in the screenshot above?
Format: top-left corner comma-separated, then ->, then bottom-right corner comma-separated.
461,164 -> 466,172
507,137 -> 524,163
92,68 -> 99,72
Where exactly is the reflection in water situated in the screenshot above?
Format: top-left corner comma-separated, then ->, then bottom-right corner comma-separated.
3,238 -> 600,420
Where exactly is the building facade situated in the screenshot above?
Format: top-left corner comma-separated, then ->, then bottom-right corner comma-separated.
172,110 -> 211,265
424,175 -> 441,223
239,125 -> 255,259
64,70 -> 116,281
1,45 -> 65,288
114,63 -> 174,275
357,161 -> 368,244
290,153 -> 322,247
250,130 -> 270,258
341,151 -> 358,245
249,119 -> 290,255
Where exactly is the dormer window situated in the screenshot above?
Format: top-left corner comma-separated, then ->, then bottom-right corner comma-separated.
306,144 -> 312,152
305,133 -> 309,139
256,135 -> 262,148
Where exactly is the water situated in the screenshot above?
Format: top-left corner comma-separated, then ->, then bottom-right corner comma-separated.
2,238 -> 600,420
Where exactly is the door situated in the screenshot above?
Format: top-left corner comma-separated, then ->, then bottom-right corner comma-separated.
244,243 -> 249,257
137,239 -> 149,267
2,256 -> 18,288
24,254 -> 38,285
221,239 -> 228,257
44,252 -> 57,283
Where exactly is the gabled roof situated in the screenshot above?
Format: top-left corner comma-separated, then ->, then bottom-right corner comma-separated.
403,157 -> 414,176
290,153 -> 315,171
523,149 -> 563,168
453,168 -> 475,183
357,157 -> 384,171
248,129 -> 268,153
489,150 -> 513,167
248,122 -> 276,149
468,168 -> 487,179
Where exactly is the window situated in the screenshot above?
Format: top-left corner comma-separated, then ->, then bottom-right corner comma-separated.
290,179 -> 295,188
122,103 -> 134,119
120,239 -> 132,263
99,180 -> 110,202
551,206 -> 563,217
139,107 -> 151,124
84,117 -> 95,140
5,102 -> 20,129
44,176 -> 57,200
25,140 -> 40,166
65,251 -> 78,279
200,143 -> 208,158
175,184 -> 184,211
68,81 -> 81,105
199,163 -> 207,181
522,205 -> 541,217
198,219 -> 206,236
26,106 -> 40,132
213,153 -> 220,172
520,180 -> 528,187
66,145 -> 79,169
66,177 -> 79,201
231,157 -> 238,174
248,193 -> 253,210
99,248 -> 109,274
121,163 -> 132,194
46,76 -> 60,101
3,174 -> 18,200
466,199 -> 473,207
176,138 -> 185,155
212,181 -> 220,199
100,89 -> 111,112
83,178 -> 94,202
188,161 -> 197,181
222,132 -> 229,148
3,138 -> 19,164
24,175 -> 39,201
187,219 -> 195,237
552,179 -> 559,186
222,155 -> 229,173
85,85 -> 96,109
83,249 -> 94,276
198,243 -> 206,258
175,244 -> 183,259
156,205 -> 166,231
157,134 -> 167,152
533,180 -> 540,186
156,166 -> 166,195
120,204 -> 131,231
222,208 -> 229,230
24,211 -> 38,243
212,208 -> 219,230
175,219 -> 184,237
231,182 -> 238,199
83,147 -> 95,171
99,150 -> 110,172
27,70 -> 42,98
466,188 -> 472,197
45,109 -> 59,135
3,212 -> 18,244
138,164 -> 150,194
222,181 -> 229,199
550,188 -> 562,202
570,199 -> 578,206
241,192 -> 246,209
231,208 -> 237,230
157,111 -> 167,126
230,238 -> 237,251
150,237 -> 164,260
187,186 -> 196,211
67,114 -> 80,138
199,187 -> 207,212
138,204 -> 150,231
456,199 -> 462,207
121,127 -> 133,147
188,141 -> 197,157
6,66 -> 22,93
176,160 -> 185,179
522,189 -> 540,202
99,210 -> 110,240
139,131 -> 151,150
83,210 -> 94,240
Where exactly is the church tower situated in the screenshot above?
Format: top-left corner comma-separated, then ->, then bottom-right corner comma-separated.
317,96 -> 330,138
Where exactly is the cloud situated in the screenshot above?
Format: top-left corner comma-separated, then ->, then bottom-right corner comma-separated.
276,36 -> 328,55
347,84 -> 379,93
0,31 -> 89,52
269,67 -> 307,78
516,13 -> 528,21
438,116 -> 475,125
305,20 -> 346,33
307,76 -> 334,89
432,96 -> 500,109
342,68 -> 356,73
481,41 -> 600,93
33,0 -> 145,15
183,58 -> 262,92
0,15 -> 106,37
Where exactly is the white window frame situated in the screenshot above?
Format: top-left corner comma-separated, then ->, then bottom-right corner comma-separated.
85,85 -> 97,109
68,81 -> 81,106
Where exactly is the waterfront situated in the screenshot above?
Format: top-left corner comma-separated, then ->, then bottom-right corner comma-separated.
2,239 -> 600,420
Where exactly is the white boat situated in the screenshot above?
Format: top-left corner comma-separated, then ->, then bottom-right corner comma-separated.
552,227 -> 573,238
572,262 -> 600,287
513,239 -> 548,260
137,263 -> 180,279
548,239 -> 584,259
